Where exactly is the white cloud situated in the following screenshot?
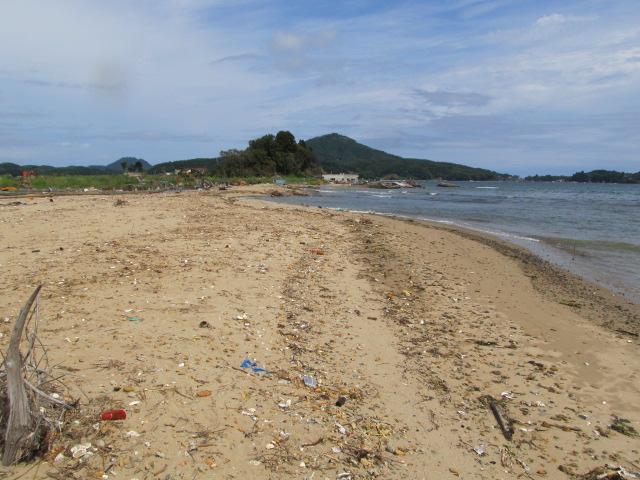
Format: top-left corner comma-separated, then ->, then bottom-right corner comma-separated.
271,30 -> 337,52
535,13 -> 595,27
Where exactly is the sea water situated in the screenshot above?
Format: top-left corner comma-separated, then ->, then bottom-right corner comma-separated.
269,181 -> 640,303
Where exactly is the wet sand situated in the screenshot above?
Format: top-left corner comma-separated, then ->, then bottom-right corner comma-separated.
1,187 -> 638,479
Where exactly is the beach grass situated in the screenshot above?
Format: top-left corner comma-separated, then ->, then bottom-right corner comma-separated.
0,175 -> 19,188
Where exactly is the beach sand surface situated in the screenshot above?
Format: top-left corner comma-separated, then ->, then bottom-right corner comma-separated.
0,187 -> 638,479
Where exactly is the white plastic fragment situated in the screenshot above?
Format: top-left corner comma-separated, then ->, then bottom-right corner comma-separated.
70,443 -> 93,459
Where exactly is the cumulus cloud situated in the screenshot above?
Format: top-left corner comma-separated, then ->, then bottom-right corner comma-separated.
0,0 -> 638,173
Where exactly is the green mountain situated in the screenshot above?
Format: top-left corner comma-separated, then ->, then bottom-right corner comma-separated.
306,133 -> 509,180
149,158 -> 220,174
0,157 -> 152,176
0,162 -> 111,176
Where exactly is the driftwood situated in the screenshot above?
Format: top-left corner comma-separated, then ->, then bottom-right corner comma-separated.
1,286 -> 75,466
2,285 -> 40,466
480,395 -> 513,441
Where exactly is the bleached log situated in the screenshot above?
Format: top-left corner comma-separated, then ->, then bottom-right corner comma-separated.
2,285 -> 41,466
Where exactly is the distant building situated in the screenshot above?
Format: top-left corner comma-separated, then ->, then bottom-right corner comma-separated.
174,167 -> 207,176
322,173 -> 359,184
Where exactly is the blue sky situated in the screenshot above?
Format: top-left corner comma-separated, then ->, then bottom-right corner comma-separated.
1,0 -> 639,175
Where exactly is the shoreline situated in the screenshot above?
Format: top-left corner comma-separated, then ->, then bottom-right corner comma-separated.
1,188 -> 639,479
251,194 -> 640,337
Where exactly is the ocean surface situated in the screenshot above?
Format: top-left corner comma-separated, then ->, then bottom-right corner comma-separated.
268,181 -> 640,303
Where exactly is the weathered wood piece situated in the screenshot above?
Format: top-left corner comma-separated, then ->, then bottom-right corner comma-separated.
2,285 -> 41,466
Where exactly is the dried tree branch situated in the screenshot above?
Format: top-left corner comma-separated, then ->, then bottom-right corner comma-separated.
3,285 -> 42,466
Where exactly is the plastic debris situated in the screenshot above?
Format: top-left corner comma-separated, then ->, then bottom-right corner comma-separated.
474,442 -> 486,456
196,390 -> 212,397
100,409 -> 127,421
125,431 -> 140,438
302,375 -> 317,388
70,443 -> 93,459
278,399 -> 292,409
241,359 -> 268,374
127,316 -> 141,322
336,422 -> 347,435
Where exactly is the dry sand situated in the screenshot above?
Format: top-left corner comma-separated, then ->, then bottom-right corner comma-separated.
0,187 -> 638,479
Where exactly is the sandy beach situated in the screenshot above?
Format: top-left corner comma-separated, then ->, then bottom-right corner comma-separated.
1,187 -> 638,479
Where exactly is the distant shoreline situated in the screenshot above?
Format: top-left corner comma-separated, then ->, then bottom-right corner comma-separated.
249,189 -> 640,337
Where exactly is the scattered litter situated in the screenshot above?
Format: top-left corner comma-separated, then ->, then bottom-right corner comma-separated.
129,400 -> 141,406
473,442 -> 486,456
303,375 -> 318,388
573,465 -> 640,479
241,358 -> 268,374
266,443 -> 275,450
127,316 -> 141,322
501,391 -> 515,399
332,446 -> 342,454
335,422 -> 347,435
199,320 -> 211,328
236,313 -> 248,321
70,443 -> 93,459
196,390 -> 212,398
278,399 -> 292,409
125,431 -> 140,438
100,409 -> 127,421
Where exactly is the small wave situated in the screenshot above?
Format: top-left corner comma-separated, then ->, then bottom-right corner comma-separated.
476,186 -> 498,189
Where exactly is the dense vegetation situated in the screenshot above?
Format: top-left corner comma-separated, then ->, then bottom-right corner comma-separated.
306,133 -> 510,181
526,170 -> 640,184
152,131 -> 319,177
115,157 -> 152,173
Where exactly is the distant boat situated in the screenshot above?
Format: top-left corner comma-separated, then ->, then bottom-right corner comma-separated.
437,181 -> 459,188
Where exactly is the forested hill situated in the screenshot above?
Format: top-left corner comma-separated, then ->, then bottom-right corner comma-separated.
306,133 -> 509,180
151,131 -> 319,177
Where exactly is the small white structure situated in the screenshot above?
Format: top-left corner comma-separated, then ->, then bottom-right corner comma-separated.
322,173 -> 359,184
